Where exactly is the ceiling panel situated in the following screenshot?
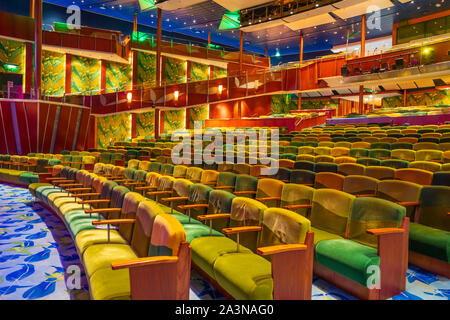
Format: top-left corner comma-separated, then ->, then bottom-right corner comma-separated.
381,83 -> 401,91
156,0 -> 208,10
397,82 -> 418,90
414,79 -> 436,88
333,0 -> 394,20
286,13 -> 336,31
282,5 -> 335,23
213,0 -> 272,12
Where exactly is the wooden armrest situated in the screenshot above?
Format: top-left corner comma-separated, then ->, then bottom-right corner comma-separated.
257,244 -> 307,256
59,183 -> 83,188
78,199 -> 111,205
233,191 -> 257,195
397,201 -> 420,207
215,186 -> 235,190
124,182 -> 146,186
111,256 -> 178,270
37,173 -> 52,177
190,179 -> 201,182
147,191 -> 172,196
366,228 -> 405,236
204,182 -> 217,186
92,219 -> 135,226
256,197 -> 281,202
111,179 -> 133,183
160,196 -> 188,203
66,187 -> 91,192
222,226 -> 262,235
85,208 -> 122,214
178,204 -> 208,210
54,179 -> 76,184
76,192 -> 100,198
300,184 -> 313,187
134,186 -> 157,191
197,214 -> 231,221
283,204 -> 312,210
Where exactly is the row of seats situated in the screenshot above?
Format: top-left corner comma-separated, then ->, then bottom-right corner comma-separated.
30,166 -> 449,299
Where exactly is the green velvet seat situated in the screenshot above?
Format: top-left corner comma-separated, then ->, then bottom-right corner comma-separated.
409,186 -> 450,263
357,157 -> 381,167
19,172 -> 39,184
380,159 -> 409,169
290,169 -> 315,185
315,239 -> 380,286
314,197 -> 406,290
409,223 -> 450,263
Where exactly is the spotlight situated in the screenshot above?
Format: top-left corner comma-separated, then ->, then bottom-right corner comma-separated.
174,90 -> 179,101
127,92 -> 132,103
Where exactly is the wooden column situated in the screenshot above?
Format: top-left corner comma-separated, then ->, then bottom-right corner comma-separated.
132,51 -> 138,89
65,54 -> 72,94
359,85 -> 364,114
298,93 -> 302,110
155,109 -> 160,139
34,0 -> 42,99
361,14 -> 366,57
299,34 -> 304,64
156,8 -> 162,87
25,43 -> 33,95
239,30 -> 244,74
208,32 -> 211,47
131,114 -> 136,139
133,13 -> 138,34
265,47 -> 268,58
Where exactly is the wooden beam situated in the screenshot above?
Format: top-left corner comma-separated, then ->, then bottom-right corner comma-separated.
133,13 -> 138,34
359,85 -> 364,114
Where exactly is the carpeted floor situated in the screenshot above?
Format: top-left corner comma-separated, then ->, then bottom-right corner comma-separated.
0,183 -> 448,300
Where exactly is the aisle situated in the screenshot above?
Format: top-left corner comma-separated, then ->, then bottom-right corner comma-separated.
0,184 -> 448,300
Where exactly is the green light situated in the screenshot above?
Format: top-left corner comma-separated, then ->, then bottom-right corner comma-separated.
54,22 -> 71,32
1,63 -> 18,72
138,0 -> 156,12
275,50 -> 280,57
132,31 -> 150,42
219,11 -> 240,30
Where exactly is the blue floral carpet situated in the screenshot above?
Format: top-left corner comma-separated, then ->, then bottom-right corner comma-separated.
0,184 -> 448,300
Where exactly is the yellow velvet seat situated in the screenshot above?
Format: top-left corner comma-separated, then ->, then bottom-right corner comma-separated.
311,226 -> 344,245
75,229 -> 128,256
83,243 -> 137,278
89,268 -> 131,300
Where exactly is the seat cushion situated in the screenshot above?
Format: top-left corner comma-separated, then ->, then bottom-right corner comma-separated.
64,209 -> 103,225
171,213 -> 203,225
89,267 -> 130,300
58,202 -> 85,216
52,197 -> 81,210
83,244 -> 136,278
20,172 -> 39,184
29,183 -> 52,197
47,192 -> 70,204
315,239 -> 380,287
69,216 -> 110,238
409,222 -> 450,263
183,224 -> 224,243
311,227 -> 344,245
75,229 -> 127,256
213,253 -> 273,300
37,187 -> 62,201
190,236 -> 252,279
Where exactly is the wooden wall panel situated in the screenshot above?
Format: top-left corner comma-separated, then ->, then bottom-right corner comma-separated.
38,104 -> 56,154
53,105 -> 72,154
0,102 -> 18,155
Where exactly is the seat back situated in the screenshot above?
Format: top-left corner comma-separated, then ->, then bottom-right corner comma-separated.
294,160 -> 315,171
338,163 -> 365,176
365,166 -> 395,180
255,178 -> 285,207
138,160 -> 151,171
234,174 -> 258,193
315,162 -> 338,173
343,175 -> 379,196
227,197 -> 268,252
280,184 -> 314,217
173,165 -> 188,178
357,157 -> 381,166
186,167 -> 203,180
310,189 -> 355,238
409,161 -> 441,172
431,172 -> 450,187
118,192 -> 146,242
150,162 -> 162,173
290,169 -> 315,186
395,168 -> 433,185
200,170 -> 219,185
314,172 -> 344,190
380,159 -> 409,169
417,186 -> 450,231
377,180 -> 422,219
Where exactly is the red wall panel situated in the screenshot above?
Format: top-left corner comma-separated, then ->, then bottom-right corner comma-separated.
0,102 -> 18,155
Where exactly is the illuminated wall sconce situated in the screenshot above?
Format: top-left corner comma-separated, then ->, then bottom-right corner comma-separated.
127,92 -> 132,103
218,85 -> 223,95
255,80 -> 259,91
174,90 -> 179,101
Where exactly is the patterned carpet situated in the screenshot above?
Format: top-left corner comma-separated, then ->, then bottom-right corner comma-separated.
0,183 -> 448,300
